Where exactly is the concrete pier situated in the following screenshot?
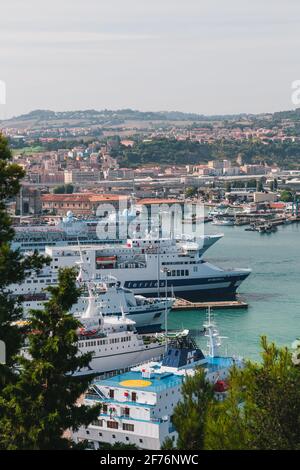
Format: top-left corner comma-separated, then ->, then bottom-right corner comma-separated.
172,297 -> 248,310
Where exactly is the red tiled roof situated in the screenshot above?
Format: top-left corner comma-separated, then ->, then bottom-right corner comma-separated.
42,193 -> 128,203
137,198 -> 181,205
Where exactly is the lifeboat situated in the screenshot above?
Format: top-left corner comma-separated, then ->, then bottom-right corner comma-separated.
96,256 -> 117,264
77,327 -> 98,336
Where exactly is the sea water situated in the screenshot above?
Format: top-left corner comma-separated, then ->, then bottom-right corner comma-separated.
168,222 -> 300,360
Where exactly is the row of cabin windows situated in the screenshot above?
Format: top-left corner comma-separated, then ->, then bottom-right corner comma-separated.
107,421 -> 134,431
90,419 -> 134,432
167,270 -> 189,277
107,391 -> 137,402
78,336 -> 131,348
110,337 -> 131,344
25,279 -> 56,284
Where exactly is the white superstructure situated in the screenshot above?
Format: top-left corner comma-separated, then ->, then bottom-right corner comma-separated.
72,319 -> 243,449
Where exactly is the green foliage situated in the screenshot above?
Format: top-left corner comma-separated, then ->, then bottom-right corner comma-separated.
225,181 -> 232,192
117,138 -> 300,169
205,337 -> 300,450
185,186 -> 198,198
53,184 -> 74,194
161,436 -> 175,450
280,190 -> 294,202
168,368 -> 214,450
256,178 -> 264,192
0,133 -> 48,385
0,268 -> 100,450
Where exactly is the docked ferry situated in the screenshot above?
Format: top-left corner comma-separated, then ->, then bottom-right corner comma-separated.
10,235 -> 251,306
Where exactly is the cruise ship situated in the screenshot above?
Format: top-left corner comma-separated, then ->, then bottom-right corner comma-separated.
10,235 -> 250,307
12,211 -> 118,253
74,288 -> 166,375
72,311 -> 243,449
19,247 -> 174,331
21,287 -> 166,377
12,206 -> 211,253
12,210 -> 222,254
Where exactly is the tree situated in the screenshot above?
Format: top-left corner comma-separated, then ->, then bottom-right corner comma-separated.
0,134 -> 46,387
53,184 -> 74,194
166,369 -> 214,450
65,184 -> 74,194
185,186 -> 197,198
53,185 -> 65,194
205,337 -> 300,450
225,181 -> 231,193
0,268 -> 100,450
280,190 -> 294,202
256,178 -> 264,192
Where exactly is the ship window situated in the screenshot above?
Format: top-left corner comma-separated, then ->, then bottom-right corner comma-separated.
123,423 -> 134,432
121,407 -> 130,417
172,270 -> 175,276
139,439 -> 143,443
107,421 -> 118,429
185,270 -> 189,276
177,270 -> 180,276
109,389 -> 114,399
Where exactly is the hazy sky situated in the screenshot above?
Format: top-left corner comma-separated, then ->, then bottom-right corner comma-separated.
1,0 -> 300,117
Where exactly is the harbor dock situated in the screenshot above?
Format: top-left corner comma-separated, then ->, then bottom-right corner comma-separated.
172,297 -> 248,310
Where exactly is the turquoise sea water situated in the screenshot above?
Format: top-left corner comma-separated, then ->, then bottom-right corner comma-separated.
168,222 -> 300,360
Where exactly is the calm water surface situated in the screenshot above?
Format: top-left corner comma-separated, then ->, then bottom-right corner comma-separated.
168,222 -> 300,360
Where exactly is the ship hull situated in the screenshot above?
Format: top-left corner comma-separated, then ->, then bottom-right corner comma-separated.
123,272 -> 250,302
73,343 -> 165,376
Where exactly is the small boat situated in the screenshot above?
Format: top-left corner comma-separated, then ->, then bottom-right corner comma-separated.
211,218 -> 234,226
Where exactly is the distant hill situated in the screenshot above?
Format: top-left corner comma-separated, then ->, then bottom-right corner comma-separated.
1,108 -> 257,127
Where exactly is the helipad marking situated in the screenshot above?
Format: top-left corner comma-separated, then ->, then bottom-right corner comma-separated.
120,379 -> 152,387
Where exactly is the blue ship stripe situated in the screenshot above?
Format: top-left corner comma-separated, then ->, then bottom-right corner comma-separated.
124,274 -> 247,289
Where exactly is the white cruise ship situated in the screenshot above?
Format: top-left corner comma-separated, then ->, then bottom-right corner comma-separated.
19,248 -> 174,331
74,289 -> 166,376
72,311 -> 243,450
9,235 -> 250,310
21,288 -> 166,377
12,210 -> 221,254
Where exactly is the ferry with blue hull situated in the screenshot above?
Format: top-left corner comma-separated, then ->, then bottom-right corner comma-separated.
9,235 -> 251,311
44,236 -> 251,301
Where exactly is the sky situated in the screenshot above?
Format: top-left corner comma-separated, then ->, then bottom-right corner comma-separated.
0,0 -> 300,117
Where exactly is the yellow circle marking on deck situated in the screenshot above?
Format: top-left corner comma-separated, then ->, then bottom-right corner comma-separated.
120,379 -> 152,387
